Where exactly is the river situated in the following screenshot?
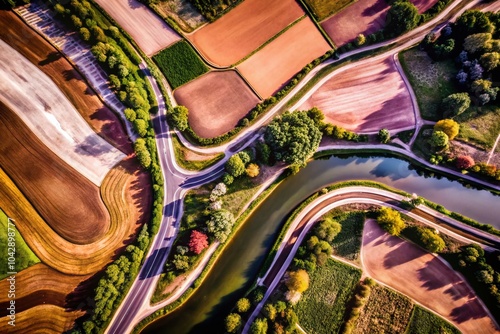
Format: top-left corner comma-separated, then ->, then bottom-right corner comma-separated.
143,155 -> 500,333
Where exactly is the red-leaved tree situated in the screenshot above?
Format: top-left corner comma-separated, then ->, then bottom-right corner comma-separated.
455,155 -> 475,170
189,230 -> 208,254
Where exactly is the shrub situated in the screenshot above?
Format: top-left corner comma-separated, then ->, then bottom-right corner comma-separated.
403,226 -> 445,253
434,119 -> 459,140
429,131 -> 449,150
455,155 -> 475,169
246,163 -> 260,178
378,128 -> 391,143
285,269 -> 310,293
188,230 -> 208,255
236,298 -> 251,313
168,106 -> 189,131
225,313 -> 241,333
222,173 -> 234,186
442,93 -> 470,118
225,154 -> 246,178
377,207 -> 405,236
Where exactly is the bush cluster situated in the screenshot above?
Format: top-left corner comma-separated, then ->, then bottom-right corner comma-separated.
341,278 -> 375,334
402,225 -> 445,253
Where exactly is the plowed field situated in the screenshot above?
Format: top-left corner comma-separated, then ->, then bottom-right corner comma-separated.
321,0 -> 438,46
299,56 -> 414,132
238,17 -> 331,98
187,0 -> 304,66
93,0 -> 181,56
174,70 -> 260,138
362,219 -> 497,334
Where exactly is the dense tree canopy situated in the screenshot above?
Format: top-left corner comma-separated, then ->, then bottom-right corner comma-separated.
264,110 -> 322,166
385,1 -> 420,35
377,207 -> 405,236
168,105 -> 189,131
225,154 -> 246,178
285,269 -> 310,293
442,93 -> 470,118
206,210 -> 235,243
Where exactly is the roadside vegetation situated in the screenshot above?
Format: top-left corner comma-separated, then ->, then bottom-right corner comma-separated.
0,208 -> 39,279
303,0 -> 355,21
171,134 -> 224,171
185,0 -> 241,21
153,40 -> 209,89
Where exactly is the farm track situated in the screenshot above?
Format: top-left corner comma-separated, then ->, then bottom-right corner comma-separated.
0,10 -> 132,155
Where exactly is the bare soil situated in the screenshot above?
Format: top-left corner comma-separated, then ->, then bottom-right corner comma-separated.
0,38 -> 125,186
0,101 -> 109,244
0,10 -> 132,155
362,219 -> 498,334
187,0 -> 304,66
174,70 -> 260,138
93,0 -> 182,56
321,0 -> 438,46
299,56 -> 415,132
238,17 -> 331,98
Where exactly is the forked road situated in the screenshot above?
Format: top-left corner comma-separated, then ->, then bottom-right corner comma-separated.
107,0 -> 486,332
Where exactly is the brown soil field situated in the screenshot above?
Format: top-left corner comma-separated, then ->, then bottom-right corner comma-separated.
0,304 -> 84,333
362,219 -> 498,333
174,70 -> 260,138
0,39 -> 125,186
321,0 -> 438,46
0,101 -> 109,244
0,264 -> 89,316
0,10 -> 132,155
299,56 -> 414,132
0,157 -> 151,275
187,0 -> 304,66
237,17 -> 331,98
93,0 -> 181,56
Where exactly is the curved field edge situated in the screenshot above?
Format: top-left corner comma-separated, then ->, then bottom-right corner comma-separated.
0,159 -> 150,275
171,134 -> 224,171
0,208 -> 39,280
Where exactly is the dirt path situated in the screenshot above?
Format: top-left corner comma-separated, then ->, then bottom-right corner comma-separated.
361,219 -> 498,333
0,38 -> 125,186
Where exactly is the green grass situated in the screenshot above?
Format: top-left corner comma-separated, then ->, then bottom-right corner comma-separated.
407,305 -> 460,334
355,284 -> 414,333
455,105 -> 500,151
296,259 -> 362,334
153,40 -> 209,89
399,48 -> 456,121
325,211 -> 365,262
304,0 -> 356,21
0,208 -> 40,279
171,134 -> 224,171
222,176 -> 262,217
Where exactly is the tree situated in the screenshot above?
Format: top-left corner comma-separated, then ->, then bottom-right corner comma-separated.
314,217 -> 341,242
455,155 -> 475,169
222,173 -> 234,186
454,10 -> 493,38
168,105 -> 189,131
355,34 -> 366,46
225,313 -> 241,333
463,33 -> 492,54
225,154 -> 246,178
285,269 -> 310,293
211,182 -> 227,197
442,93 -> 470,118
378,128 -> 390,143
406,226 -> 446,253
480,52 -> 500,72
246,163 -> 260,178
251,318 -> 268,334
134,138 -> 151,169
256,142 -> 271,165
134,119 -> 148,137
429,131 -> 449,150
434,119 -> 459,140
172,254 -> 189,271
263,303 -> 277,321
385,1 -> 419,35
471,79 -> 492,97
236,298 -> 251,313
377,207 -> 405,236
264,110 -> 322,165
188,230 -> 208,254
80,27 -> 91,41
206,210 -> 234,243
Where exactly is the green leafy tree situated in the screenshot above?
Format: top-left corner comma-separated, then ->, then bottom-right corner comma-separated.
454,10 -> 494,38
236,298 -> 251,313
378,128 -> 390,143
172,254 -> 189,271
480,52 -> 500,72
80,27 -> 91,41
429,131 -> 449,150
314,217 -> 341,242
434,119 -> 459,140
256,142 -> 271,165
285,269 -> 310,293
225,154 -> 246,178
134,119 -> 148,137
263,303 -> 277,321
168,105 -> 189,131
377,207 -> 405,236
385,1 -> 420,35
356,34 -> 366,46
442,93 -> 470,118
225,313 -> 242,333
251,318 -> 268,334
134,138 -> 151,169
264,110 -> 322,165
463,33 -> 492,54
206,210 -> 235,243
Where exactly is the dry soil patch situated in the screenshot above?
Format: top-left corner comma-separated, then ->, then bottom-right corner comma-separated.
174,70 -> 260,138
94,0 -> 181,56
238,17 -> 331,98
299,55 -> 414,132
362,219 -> 497,334
187,0 -> 304,66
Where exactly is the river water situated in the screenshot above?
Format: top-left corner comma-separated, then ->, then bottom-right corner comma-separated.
143,155 -> 499,333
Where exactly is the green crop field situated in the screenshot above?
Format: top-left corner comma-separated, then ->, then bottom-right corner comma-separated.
328,211 -> 365,262
354,284 -> 413,333
0,208 -> 40,279
304,0 -> 356,21
296,259 -> 361,333
407,305 -> 460,334
153,40 -> 209,89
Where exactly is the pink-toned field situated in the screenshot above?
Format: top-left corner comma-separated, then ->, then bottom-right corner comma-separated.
238,17 -> 331,98
362,220 -> 498,334
299,55 -> 414,132
187,0 -> 304,66
93,0 -> 181,56
321,0 -> 438,46
174,70 -> 260,138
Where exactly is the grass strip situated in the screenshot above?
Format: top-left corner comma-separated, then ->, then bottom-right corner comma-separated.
171,134 -> 224,171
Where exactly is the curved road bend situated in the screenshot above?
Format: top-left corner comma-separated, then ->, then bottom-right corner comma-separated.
108,0 -> 487,332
